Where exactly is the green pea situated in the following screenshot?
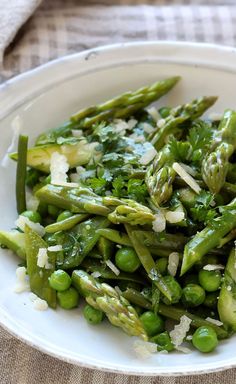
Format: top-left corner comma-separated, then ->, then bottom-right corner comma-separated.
83,304 -> 104,324
48,204 -> 61,218
156,258 -> 168,275
57,210 -> 73,222
115,247 -> 141,273
158,106 -> 171,118
21,210 -> 42,224
161,275 -> 182,305
26,168 -> 41,188
181,284 -> 206,308
150,331 -> 174,352
198,269 -> 222,292
57,287 -> 79,309
139,311 -> 165,337
192,326 -> 218,353
49,270 -> 71,291
37,202 -> 48,218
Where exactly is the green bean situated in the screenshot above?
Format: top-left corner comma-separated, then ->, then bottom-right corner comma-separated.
45,213 -> 90,233
16,135 -> 28,214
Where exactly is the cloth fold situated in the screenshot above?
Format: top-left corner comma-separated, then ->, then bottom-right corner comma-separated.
0,0 -> 41,62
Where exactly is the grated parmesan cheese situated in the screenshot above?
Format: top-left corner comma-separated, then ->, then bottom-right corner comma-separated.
157,118 -> 166,128
173,162 -> 201,194
168,252 -> 179,277
152,211 -> 166,233
71,129 -> 83,137
105,260 -> 120,276
176,346 -> 191,354
139,146 -> 157,165
14,266 -> 30,293
33,297 -> 48,311
165,210 -> 185,224
142,122 -> 155,134
179,163 -> 197,177
227,286 -> 232,291
48,245 -> 63,252
29,292 -> 38,302
133,339 -> 157,359
127,118 -> 137,130
205,317 -> 223,326
91,271 -> 102,278
170,315 -> 192,348
203,264 -> 225,271
15,216 -> 45,237
147,107 -> 159,122
26,190 -> 39,212
37,248 -> 52,269
50,152 -> 69,185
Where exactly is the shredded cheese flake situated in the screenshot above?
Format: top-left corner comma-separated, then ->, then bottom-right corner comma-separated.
127,118 -> 137,130
176,346 -> 192,354
205,317 -> 223,326
173,162 -> 201,194
14,266 -> 30,293
170,315 -> 192,348
142,122 -> 155,134
227,286 -> 232,291
157,118 -> 166,128
147,107 -> 159,122
48,245 -> 63,252
50,152 -> 69,185
33,297 -> 48,311
91,271 -> 102,278
139,146 -> 157,165
152,211 -> 166,233
71,129 -> 83,137
37,248 -> 52,269
179,163 -> 197,177
168,252 -> 179,277
133,340 -> 157,359
26,190 -> 39,211
15,216 -> 45,237
165,210 -> 185,224
203,264 -> 225,271
105,260 -> 120,276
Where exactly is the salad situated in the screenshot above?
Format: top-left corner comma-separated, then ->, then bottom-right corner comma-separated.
1,75 -> 236,355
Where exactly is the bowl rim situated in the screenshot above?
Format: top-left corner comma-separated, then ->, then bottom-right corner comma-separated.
1,41 -> 236,376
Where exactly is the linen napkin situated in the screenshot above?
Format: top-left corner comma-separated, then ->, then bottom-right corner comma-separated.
0,0 -> 41,62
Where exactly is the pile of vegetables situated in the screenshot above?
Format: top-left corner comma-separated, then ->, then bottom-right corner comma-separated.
2,75 -> 236,355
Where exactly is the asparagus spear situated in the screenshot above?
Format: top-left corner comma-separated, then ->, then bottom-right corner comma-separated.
145,144 -> 176,206
45,213 -> 90,233
108,200 -> 155,226
202,110 -> 236,194
72,270 -> 147,340
218,248 -> 236,331
123,288 -> 228,339
151,96 -> 217,150
70,77 -> 180,127
96,228 -> 132,246
181,197 -> 236,275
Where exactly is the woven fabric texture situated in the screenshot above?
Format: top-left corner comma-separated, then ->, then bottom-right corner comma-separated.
1,1 -> 236,383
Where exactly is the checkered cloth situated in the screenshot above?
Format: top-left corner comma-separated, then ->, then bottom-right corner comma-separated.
1,1 -> 236,383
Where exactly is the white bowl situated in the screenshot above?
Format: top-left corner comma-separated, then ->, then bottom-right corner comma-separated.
0,41 -> 236,376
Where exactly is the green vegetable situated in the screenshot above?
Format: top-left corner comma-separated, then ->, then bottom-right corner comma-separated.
49,270 -> 71,291
156,258 -> 168,275
45,213 -> 90,233
218,248 -> 236,331
57,210 -> 73,222
150,331 -> 174,352
10,140 -> 99,173
192,326 -> 218,353
57,287 -> 79,309
203,292 -> 219,309
48,205 -> 61,218
97,236 -> 114,261
25,225 -> 56,308
83,304 -> 104,324
139,311 -> 165,336
72,270 -> 147,340
115,247 -> 141,273
0,230 -> 26,260
161,275 -> 182,305
181,284 -> 206,307
21,210 -> 41,224
16,135 -> 28,214
71,77 -> 180,127
198,270 -> 222,292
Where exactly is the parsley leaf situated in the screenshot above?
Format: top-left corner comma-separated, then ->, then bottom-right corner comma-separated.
112,176 -> 127,198
127,179 -> 148,204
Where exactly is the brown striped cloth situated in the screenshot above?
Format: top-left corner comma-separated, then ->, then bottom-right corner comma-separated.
1,0 -> 236,383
